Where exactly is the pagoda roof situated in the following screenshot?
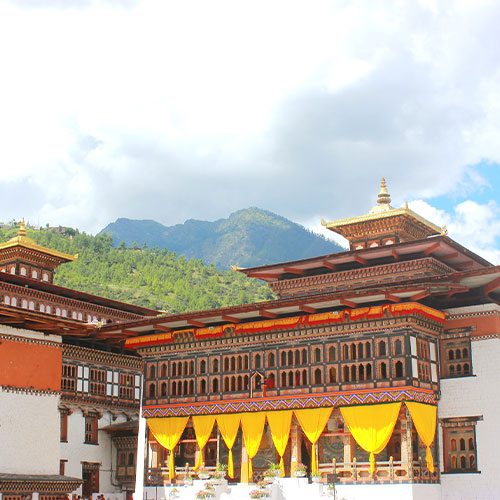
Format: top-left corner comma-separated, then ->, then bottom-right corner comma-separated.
88,264 -> 500,341
0,221 -> 77,264
0,271 -> 159,317
237,235 -> 492,282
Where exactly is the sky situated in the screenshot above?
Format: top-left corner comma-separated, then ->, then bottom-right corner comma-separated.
1,0 -> 500,262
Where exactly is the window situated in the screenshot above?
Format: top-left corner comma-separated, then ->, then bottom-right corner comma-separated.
84,414 -> 98,444
60,410 -> 69,442
89,368 -> 106,395
442,417 -> 481,473
60,459 -> 67,475
379,341 -> 386,356
442,337 -> 473,378
42,272 -> 49,281
32,270 -> 38,279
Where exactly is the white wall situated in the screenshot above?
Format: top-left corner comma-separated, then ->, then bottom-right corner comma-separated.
439,336 -> 500,500
61,410 -> 128,493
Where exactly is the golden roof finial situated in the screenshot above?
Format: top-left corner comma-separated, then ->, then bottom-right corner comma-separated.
377,177 -> 391,205
18,218 -> 27,237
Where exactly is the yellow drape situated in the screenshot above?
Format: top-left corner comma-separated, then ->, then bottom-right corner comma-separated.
192,415 -> 216,470
294,407 -> 333,474
266,410 -> 293,476
216,413 -> 241,478
147,416 -> 189,480
340,402 -> 401,475
405,402 -> 437,473
241,412 -> 267,480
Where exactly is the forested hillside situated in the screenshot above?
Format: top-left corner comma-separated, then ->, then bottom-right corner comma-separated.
0,227 -> 275,313
100,207 -> 342,269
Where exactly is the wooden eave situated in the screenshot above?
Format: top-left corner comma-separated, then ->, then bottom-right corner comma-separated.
0,272 -> 159,317
0,305 -> 95,336
237,235 -> 492,283
88,265 -> 500,341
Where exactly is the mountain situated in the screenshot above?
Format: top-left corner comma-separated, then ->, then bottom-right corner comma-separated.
0,226 -> 275,313
99,208 -> 343,269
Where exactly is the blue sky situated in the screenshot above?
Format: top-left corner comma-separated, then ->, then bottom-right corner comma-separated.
1,0 -> 500,263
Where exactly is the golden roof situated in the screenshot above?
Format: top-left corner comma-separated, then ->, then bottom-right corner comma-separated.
321,178 -> 442,234
0,219 -> 77,262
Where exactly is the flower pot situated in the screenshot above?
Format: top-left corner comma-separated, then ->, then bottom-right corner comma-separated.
294,471 -> 306,477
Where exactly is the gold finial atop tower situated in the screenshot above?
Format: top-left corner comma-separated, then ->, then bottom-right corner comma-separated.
377,177 -> 391,205
18,218 -> 27,237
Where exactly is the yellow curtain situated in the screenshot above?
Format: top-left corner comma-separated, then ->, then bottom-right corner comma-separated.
147,416 -> 189,480
266,410 -> 293,476
405,402 -> 437,473
340,402 -> 401,475
294,407 -> 333,474
241,412 -> 267,480
216,413 -> 242,478
192,415 -> 216,470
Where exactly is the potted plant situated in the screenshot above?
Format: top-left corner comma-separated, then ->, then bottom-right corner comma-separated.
211,462 -> 227,483
169,487 -> 180,499
197,464 -> 211,480
293,463 -> 307,477
311,471 -> 322,483
263,461 -> 281,482
196,483 -> 215,499
184,471 -> 194,486
249,489 -> 269,499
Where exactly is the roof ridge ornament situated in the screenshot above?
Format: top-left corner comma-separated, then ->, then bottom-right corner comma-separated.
18,218 -> 27,237
377,177 -> 391,205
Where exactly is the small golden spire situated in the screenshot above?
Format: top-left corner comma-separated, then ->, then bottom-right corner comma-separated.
18,218 -> 27,237
377,177 -> 391,205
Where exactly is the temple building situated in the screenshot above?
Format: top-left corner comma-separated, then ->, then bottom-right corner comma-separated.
0,224 -> 159,499
96,179 -> 500,500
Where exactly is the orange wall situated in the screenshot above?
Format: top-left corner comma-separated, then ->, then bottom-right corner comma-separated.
445,313 -> 500,338
0,338 -> 62,391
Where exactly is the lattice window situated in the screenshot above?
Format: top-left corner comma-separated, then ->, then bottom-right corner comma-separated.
61,364 -> 77,391
60,409 -> 69,442
89,368 -> 106,395
119,373 -> 134,400
441,337 -> 473,378
442,417 -> 480,473
84,413 -> 99,444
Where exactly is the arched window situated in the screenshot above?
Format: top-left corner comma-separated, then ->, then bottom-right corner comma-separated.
172,364 -> 177,377
343,366 -> 349,382
314,368 -> 322,385
72,311 -> 77,319
450,365 -> 455,375
231,357 -> 236,371
460,456 -> 466,468
281,352 -> 287,365
366,363 -> 372,379
456,349 -> 462,359
380,362 -> 387,379
450,439 -> 456,451
315,348 -> 321,363
469,455 -> 475,468
190,361 -> 194,374
4,296 -> 10,305
200,360 -> 206,374
128,453 -> 135,466
244,356 -> 249,369
358,343 -> 364,359
20,267 -> 26,276
464,363 -> 470,375
302,349 -> 307,364
161,382 -> 167,396
463,348 -> 469,358
12,297 -> 18,307
184,361 -> 188,375
183,380 -> 188,394
177,381 -> 182,395
213,378 -> 219,392
268,353 -> 275,367
281,372 -> 287,387
395,361 -> 403,378
379,341 -> 386,356
32,270 -> 38,279
149,384 -> 155,398
302,369 -> 307,385
189,380 -> 194,394
213,359 -> 219,372
237,356 -> 242,370
350,365 -> 356,381
457,364 -> 462,375
237,376 -> 242,391
231,377 -> 236,392
161,364 -> 167,378
255,354 -> 261,369
55,307 -> 61,316
468,437 -> 474,450
224,377 -> 229,392
244,375 -> 249,389
329,367 -> 337,383
460,438 -> 466,451
343,345 -> 349,360
171,382 -> 177,396
295,350 -> 300,365
149,365 -> 155,378
22,299 -> 28,309
329,346 -> 336,361
200,379 -> 206,394
350,344 -> 356,360
451,456 -> 457,469
62,309 -> 67,317
395,340 -> 402,355
43,272 -> 49,281
78,312 -> 83,320
224,358 -> 229,371
288,351 -> 293,366
29,301 -> 35,310
10,267 -> 16,275
365,342 -> 371,357
288,371 -> 294,386
358,364 -> 365,381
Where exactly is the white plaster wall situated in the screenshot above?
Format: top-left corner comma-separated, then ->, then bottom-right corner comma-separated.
61,410 -> 128,493
439,337 -> 500,500
0,389 -> 60,474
